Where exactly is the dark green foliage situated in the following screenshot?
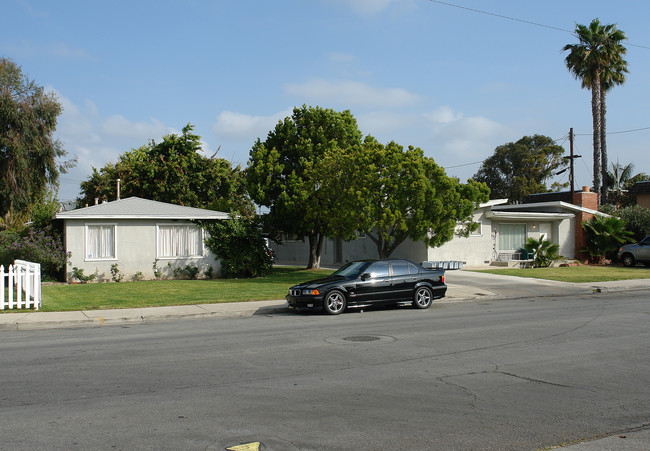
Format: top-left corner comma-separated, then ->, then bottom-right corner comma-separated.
0,58 -> 73,217
79,124 -> 252,215
524,237 -> 560,268
619,205 -> 650,242
110,263 -> 123,282
331,137 -> 489,258
0,225 -> 69,280
201,218 -> 273,278
246,105 -> 364,268
473,135 -> 567,203
581,215 -> 633,263
71,267 -> 98,283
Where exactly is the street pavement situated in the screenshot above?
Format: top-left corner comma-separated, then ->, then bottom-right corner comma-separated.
1,268 -> 649,449
1,268 -> 648,332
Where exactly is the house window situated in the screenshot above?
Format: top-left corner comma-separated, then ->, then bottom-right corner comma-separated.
470,221 -> 483,237
85,224 -> 116,260
157,225 -> 203,258
499,223 -> 526,251
283,232 -> 304,242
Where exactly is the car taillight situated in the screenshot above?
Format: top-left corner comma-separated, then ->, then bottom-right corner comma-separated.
441,274 -> 445,284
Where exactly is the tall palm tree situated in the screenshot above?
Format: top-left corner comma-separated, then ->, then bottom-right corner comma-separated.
598,59 -> 628,203
563,19 -> 628,205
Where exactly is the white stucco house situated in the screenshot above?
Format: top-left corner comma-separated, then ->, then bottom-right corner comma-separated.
271,186 -> 605,267
56,197 -> 228,282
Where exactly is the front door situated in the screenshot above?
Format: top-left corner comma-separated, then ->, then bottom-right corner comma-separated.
354,261 -> 392,304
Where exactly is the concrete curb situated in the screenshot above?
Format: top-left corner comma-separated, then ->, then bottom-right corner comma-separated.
1,277 -> 648,331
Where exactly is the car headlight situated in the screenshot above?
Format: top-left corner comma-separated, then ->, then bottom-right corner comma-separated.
302,289 -> 320,296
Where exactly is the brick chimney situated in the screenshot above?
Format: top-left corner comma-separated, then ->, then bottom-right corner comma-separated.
573,186 -> 598,262
573,186 -> 598,210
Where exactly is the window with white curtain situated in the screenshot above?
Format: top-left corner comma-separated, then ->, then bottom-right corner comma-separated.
86,224 -> 116,260
498,223 -> 527,251
157,224 -> 203,258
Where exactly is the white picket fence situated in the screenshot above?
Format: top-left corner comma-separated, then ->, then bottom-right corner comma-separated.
1,260 -> 41,310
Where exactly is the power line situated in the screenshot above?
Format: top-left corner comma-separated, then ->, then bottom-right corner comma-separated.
574,126 -> 650,136
426,0 -> 650,50
444,160 -> 483,169
426,0 -> 572,33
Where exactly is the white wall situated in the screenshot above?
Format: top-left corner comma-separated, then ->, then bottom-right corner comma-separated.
427,211 -> 493,266
64,218 -> 221,282
272,234 -> 428,268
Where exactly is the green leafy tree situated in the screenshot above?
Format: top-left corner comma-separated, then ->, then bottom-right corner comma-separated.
246,105 -> 363,269
473,135 -> 567,203
0,58 -> 74,217
200,217 -> 273,278
344,137 -> 489,258
619,205 -> 650,242
79,124 -> 252,214
581,214 -> 633,264
564,19 -> 628,204
524,237 -> 560,268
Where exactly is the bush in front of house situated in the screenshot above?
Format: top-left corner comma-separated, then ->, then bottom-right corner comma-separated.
201,217 -> 273,278
523,237 -> 560,268
0,225 -> 69,280
619,205 -> 650,242
581,215 -> 634,264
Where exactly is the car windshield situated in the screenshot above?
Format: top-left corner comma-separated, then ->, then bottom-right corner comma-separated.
331,261 -> 370,278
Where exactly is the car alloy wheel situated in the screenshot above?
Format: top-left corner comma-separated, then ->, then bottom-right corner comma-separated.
413,286 -> 433,309
324,290 -> 346,315
621,254 -> 636,267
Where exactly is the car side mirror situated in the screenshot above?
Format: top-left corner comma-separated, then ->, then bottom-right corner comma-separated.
360,272 -> 371,281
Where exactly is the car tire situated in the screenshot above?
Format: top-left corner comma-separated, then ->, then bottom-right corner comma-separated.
323,290 -> 347,315
621,253 -> 636,267
413,286 -> 433,309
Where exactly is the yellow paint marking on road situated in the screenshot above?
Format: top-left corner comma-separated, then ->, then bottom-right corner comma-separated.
226,442 -> 260,451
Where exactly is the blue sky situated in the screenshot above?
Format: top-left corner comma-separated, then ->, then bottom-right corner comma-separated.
4,0 -> 650,202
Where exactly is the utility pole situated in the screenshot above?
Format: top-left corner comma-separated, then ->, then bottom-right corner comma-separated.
569,128 -> 574,200
561,128 -> 581,203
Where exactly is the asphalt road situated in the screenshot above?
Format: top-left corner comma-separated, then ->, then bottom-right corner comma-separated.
1,291 -> 649,450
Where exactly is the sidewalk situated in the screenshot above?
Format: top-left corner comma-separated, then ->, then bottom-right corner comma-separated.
1,271 -> 648,331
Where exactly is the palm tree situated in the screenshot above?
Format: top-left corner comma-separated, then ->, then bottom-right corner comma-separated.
607,160 -> 634,207
563,19 -> 628,205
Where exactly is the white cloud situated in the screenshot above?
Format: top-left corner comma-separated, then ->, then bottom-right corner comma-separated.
330,0 -> 409,16
212,109 -> 291,140
1,40 -> 91,59
285,79 -> 419,108
53,92 -> 178,200
100,115 -> 170,141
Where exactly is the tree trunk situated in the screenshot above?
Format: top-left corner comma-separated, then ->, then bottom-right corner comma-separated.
306,232 -> 323,269
600,88 -> 608,205
590,72 -> 602,205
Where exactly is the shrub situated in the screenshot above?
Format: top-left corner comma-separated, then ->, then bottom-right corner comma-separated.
200,217 -> 273,278
152,259 -> 162,279
619,205 -> 650,242
0,225 -> 69,279
132,271 -> 144,282
581,215 -> 633,264
523,237 -> 560,268
110,263 -> 124,282
71,267 -> 98,283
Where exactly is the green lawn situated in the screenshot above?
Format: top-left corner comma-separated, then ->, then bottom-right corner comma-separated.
473,265 -> 650,283
4,265 -> 649,313
36,267 -> 334,312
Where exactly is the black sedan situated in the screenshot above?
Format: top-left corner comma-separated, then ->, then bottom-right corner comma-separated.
287,259 -> 446,315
